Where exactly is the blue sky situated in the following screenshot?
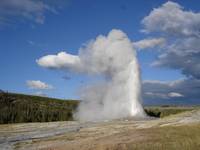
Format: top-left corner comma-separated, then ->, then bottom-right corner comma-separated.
0,0 -> 200,105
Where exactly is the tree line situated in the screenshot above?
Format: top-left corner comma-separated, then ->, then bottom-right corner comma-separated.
0,92 -> 79,124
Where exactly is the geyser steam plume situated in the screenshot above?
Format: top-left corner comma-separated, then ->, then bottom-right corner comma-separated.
37,29 -> 146,121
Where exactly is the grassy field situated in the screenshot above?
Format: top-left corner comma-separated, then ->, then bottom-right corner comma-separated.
0,92 -> 196,124
122,124 -> 200,150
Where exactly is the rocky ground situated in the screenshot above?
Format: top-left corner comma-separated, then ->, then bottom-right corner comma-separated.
1,109 -> 200,150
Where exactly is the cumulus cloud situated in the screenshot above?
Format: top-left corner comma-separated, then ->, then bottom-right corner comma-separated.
142,1 -> 200,37
152,37 -> 200,79
142,1 -> 200,79
0,0 -> 61,25
37,52 -> 82,71
133,37 -> 166,50
26,80 -> 53,90
142,78 -> 200,105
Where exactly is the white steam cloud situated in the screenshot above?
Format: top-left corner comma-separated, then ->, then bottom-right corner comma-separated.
37,29 -> 146,121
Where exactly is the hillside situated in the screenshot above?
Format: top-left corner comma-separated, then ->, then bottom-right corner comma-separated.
0,92 -> 79,124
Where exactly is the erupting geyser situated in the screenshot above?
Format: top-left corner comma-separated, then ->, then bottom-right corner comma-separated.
37,29 -> 146,121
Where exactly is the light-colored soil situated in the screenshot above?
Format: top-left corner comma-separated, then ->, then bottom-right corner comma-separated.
1,109 -> 200,150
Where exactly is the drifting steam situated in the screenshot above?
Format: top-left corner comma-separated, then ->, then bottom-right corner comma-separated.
37,29 -> 146,121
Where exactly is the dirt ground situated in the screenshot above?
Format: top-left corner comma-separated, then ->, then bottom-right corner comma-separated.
1,109 -> 200,150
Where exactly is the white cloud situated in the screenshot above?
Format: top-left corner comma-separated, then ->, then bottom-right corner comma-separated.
142,1 -> 200,79
142,1 -> 200,37
143,80 -> 170,84
144,92 -> 168,99
144,91 -> 184,99
26,80 -> 53,90
0,0 -> 60,25
168,92 -> 184,98
37,52 -> 81,71
143,79 -> 185,87
151,37 -> 200,79
133,37 -> 166,50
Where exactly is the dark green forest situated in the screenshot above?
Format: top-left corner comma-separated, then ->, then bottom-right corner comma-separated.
0,92 -> 79,124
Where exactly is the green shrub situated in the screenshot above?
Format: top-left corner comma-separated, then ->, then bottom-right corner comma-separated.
145,107 -> 193,118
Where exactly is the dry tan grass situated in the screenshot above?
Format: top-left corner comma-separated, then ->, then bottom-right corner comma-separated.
15,123 -> 200,150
